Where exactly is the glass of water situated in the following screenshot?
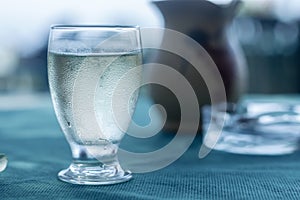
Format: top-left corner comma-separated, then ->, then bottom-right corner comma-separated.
48,25 -> 142,185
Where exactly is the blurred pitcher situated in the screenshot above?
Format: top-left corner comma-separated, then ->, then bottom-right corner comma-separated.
146,0 -> 247,132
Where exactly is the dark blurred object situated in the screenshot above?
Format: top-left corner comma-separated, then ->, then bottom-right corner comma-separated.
147,0 -> 247,132
18,43 -> 49,92
0,34 -> 49,93
234,15 -> 300,94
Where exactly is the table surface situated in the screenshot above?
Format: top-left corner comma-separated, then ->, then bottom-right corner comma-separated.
1,93 -> 300,200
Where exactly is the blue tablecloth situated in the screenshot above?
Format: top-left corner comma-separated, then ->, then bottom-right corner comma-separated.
1,93 -> 300,200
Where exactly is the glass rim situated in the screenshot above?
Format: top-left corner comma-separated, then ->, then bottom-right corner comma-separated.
50,24 -> 140,30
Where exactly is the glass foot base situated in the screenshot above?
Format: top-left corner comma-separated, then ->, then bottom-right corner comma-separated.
58,162 -> 132,185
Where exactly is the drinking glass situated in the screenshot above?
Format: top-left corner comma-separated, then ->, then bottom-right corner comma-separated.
202,99 -> 300,155
48,25 -> 142,185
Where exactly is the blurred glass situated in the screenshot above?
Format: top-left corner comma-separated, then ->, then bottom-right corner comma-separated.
0,154 -> 7,172
203,98 -> 300,155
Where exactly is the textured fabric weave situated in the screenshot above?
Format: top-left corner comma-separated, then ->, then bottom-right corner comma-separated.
1,95 -> 300,200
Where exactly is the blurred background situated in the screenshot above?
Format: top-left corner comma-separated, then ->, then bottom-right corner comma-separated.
0,0 -> 162,96
0,0 -> 300,98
